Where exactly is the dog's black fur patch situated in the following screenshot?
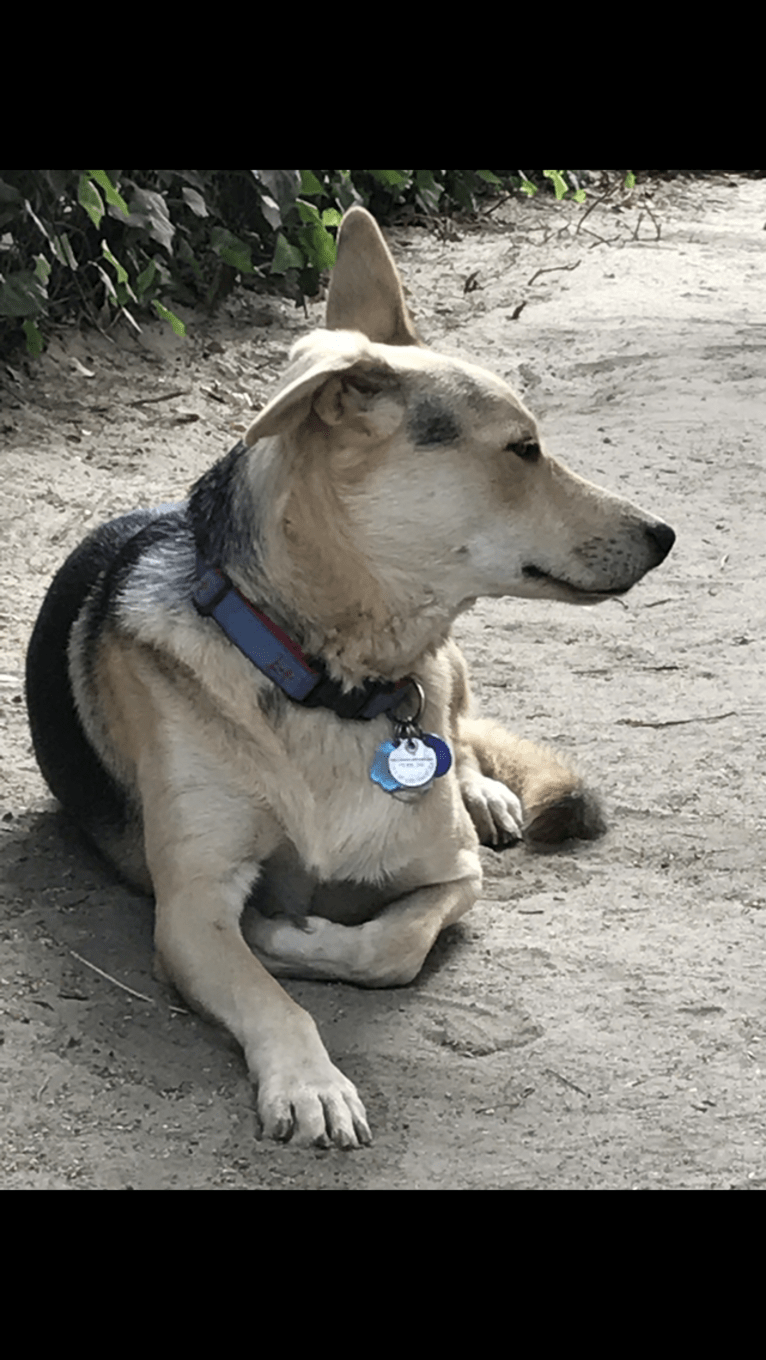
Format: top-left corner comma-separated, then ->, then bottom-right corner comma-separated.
408,397 -> 460,448
190,440 -> 253,567
25,507 -> 185,833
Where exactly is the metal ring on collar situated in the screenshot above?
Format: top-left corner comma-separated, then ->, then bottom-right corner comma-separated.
393,676 -> 425,726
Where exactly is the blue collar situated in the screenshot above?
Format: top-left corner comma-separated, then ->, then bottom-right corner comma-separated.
192,562 -> 413,721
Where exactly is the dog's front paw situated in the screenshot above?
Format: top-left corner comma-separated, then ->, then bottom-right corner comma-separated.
460,772 -> 524,850
256,1045 -> 372,1150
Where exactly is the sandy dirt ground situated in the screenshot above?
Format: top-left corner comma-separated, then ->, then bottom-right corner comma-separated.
2,175 -> 765,1189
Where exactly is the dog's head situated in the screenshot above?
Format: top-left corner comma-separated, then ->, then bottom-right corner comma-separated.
243,208 -> 674,619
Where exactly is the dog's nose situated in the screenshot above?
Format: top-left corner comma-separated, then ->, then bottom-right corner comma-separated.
646,519 -> 675,562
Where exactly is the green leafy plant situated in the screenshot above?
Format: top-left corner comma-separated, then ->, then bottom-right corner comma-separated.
0,169 -> 600,358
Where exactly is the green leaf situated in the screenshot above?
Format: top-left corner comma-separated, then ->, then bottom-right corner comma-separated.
370,170 -> 412,187
0,271 -> 47,317
271,232 -> 305,274
23,318 -> 44,356
299,222 -> 336,271
476,170 -> 504,185
255,170 -> 300,215
24,199 -> 51,242
321,207 -> 342,227
450,177 -> 476,213
573,188 -> 587,203
178,170 -> 207,194
520,179 -> 537,197
95,263 -> 117,301
258,193 -> 281,230
136,259 -> 158,299
0,177 -> 22,205
300,170 -> 324,196
119,306 -> 141,334
296,199 -> 322,225
543,169 -> 568,201
415,169 -> 441,214
78,173 -> 104,230
176,237 -> 202,279
101,240 -> 129,286
86,170 -> 129,217
35,254 -> 51,284
210,226 -> 254,274
41,169 -> 70,199
128,187 -> 175,252
152,299 -> 186,336
625,170 -> 636,190
181,186 -> 208,217
51,233 -> 77,269
332,170 -> 362,210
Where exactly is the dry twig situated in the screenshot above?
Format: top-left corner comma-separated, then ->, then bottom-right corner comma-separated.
545,1068 -> 591,1098
616,712 -> 737,728
526,260 -> 581,287
129,388 -> 191,407
70,950 -> 155,1002
69,950 -> 189,1014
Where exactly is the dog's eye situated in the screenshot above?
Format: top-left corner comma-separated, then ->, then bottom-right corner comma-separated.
505,440 -> 540,462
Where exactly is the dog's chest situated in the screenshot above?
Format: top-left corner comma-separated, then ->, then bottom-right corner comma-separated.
181,620 -> 459,883
263,707 -> 452,883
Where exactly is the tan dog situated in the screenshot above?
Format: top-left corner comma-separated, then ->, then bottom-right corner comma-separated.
26,207 -> 674,1148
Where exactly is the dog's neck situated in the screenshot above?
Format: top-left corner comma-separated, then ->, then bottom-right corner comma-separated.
200,438 -> 463,687
231,551 -> 460,687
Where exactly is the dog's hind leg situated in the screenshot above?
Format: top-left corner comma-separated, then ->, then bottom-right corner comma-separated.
458,716 -> 607,849
247,847 -> 483,988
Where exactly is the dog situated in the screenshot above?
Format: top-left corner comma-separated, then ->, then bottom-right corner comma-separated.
26,206 -> 674,1149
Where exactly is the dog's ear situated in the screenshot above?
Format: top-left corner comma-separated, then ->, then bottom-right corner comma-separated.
325,206 -> 419,346
312,366 -> 404,440
243,334 -> 404,446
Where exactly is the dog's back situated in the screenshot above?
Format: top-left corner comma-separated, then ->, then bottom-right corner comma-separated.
26,507 -> 184,881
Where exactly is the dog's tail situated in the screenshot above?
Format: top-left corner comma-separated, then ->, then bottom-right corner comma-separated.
458,717 -> 607,849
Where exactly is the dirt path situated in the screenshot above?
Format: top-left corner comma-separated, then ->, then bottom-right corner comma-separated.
2,175 -> 765,1188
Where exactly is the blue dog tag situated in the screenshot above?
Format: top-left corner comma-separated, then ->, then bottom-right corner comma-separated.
370,739 -> 402,793
421,733 -> 452,776
370,732 -> 452,795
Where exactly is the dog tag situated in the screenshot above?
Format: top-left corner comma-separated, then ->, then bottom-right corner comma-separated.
420,733 -> 452,776
387,737 -> 438,788
370,739 -> 402,793
370,732 -> 452,797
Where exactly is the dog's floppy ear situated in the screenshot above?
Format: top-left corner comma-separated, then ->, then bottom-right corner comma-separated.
243,333 -> 403,446
325,206 -> 419,346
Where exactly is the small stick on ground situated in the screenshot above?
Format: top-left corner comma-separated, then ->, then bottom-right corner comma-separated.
129,389 -> 191,407
70,950 -> 155,1002
545,1068 -> 591,1098
574,188 -> 618,236
70,950 -> 189,1014
526,260 -> 581,287
616,711 -> 737,728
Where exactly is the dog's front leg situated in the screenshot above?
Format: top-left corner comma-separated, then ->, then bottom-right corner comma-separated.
249,848 -> 482,987
143,779 -> 371,1149
153,868 -> 371,1147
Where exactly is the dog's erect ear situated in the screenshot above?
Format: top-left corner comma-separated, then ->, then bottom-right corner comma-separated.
325,206 -> 419,346
243,332 -> 403,446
